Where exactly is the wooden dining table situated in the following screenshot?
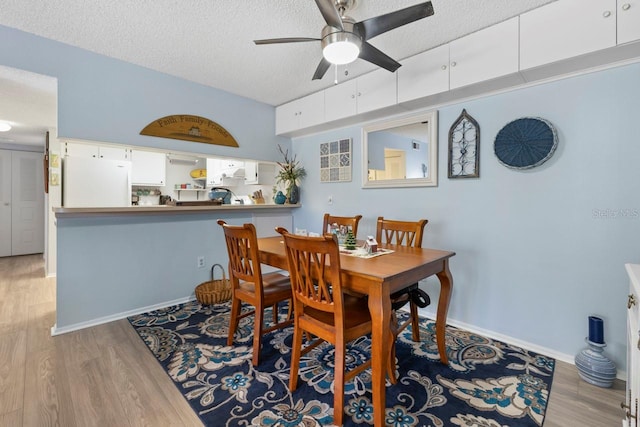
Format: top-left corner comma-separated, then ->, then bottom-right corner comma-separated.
257,236 -> 455,427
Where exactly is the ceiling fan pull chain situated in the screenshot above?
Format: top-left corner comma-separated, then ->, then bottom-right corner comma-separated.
334,64 -> 338,85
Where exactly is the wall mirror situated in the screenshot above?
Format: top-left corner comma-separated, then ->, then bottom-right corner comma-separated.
362,110 -> 438,188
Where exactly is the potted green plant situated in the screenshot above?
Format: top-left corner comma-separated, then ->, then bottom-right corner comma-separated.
275,145 -> 306,204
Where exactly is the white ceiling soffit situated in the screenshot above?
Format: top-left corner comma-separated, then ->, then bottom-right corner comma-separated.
0,0 -> 556,107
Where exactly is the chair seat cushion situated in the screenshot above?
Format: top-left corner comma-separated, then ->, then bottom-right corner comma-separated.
238,272 -> 291,300
303,294 -> 370,329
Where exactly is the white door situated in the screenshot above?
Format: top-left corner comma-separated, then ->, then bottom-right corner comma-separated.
0,150 -> 11,257
384,149 -> 407,179
11,150 -> 44,256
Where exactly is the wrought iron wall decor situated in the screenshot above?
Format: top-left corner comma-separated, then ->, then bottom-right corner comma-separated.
494,117 -> 558,169
320,138 -> 352,182
448,109 -> 480,178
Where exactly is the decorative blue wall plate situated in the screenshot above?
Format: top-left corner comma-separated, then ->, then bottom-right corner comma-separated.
494,117 -> 558,169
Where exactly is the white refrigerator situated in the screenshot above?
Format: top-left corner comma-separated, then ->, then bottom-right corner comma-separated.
63,156 -> 132,207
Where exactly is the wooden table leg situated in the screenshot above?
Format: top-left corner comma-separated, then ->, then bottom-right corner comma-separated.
368,285 -> 390,427
435,259 -> 453,365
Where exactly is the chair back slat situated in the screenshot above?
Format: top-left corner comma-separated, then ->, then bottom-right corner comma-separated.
376,217 -> 428,248
278,228 -> 343,315
218,221 -> 264,295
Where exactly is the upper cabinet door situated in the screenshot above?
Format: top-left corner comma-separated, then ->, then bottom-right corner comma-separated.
520,0 -> 617,70
275,91 -> 325,135
65,142 -> 129,160
131,150 -> 166,186
397,43 -> 450,103
275,100 -> 300,135
356,68 -> 397,114
324,79 -> 358,123
64,142 -> 99,158
298,91 -> 325,129
618,0 -> 640,44
449,17 -> 520,90
98,145 -> 129,160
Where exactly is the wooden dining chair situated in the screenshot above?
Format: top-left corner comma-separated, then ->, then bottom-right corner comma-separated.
217,220 -> 293,366
376,216 -> 430,380
322,213 -> 363,237
276,227 -> 373,426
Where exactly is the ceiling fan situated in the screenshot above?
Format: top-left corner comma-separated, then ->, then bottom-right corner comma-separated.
254,0 -> 434,80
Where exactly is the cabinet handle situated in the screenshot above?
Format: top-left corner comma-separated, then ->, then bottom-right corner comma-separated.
622,395 -> 638,420
622,3 -> 631,11
441,65 -> 447,70
629,294 -> 637,309
451,61 -> 457,67
358,92 -> 362,97
603,10 -> 612,17
351,94 -> 355,99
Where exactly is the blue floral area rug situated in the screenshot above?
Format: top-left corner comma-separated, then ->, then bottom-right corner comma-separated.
128,301 -> 555,426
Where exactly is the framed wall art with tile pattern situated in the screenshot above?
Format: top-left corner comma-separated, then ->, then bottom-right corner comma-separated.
320,138 -> 352,182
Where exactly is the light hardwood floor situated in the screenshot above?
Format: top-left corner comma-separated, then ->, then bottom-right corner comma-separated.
0,254 -> 626,426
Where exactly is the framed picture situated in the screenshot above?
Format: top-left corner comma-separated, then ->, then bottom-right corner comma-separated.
448,109 -> 480,179
320,138 -> 352,182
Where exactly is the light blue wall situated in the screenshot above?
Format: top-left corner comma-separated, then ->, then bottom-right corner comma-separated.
290,62 -> 640,371
0,25 -> 289,160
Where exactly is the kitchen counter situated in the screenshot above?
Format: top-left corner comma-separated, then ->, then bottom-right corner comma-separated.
53,203 -> 300,218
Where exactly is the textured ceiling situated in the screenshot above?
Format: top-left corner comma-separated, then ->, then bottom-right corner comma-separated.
0,0 -> 556,146
1,0 -> 555,106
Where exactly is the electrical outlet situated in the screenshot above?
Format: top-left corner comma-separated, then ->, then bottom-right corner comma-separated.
328,195 -> 333,205
197,256 -> 205,268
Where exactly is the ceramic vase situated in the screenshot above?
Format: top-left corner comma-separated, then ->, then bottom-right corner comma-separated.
574,338 -> 616,388
274,191 -> 286,204
288,183 -> 300,204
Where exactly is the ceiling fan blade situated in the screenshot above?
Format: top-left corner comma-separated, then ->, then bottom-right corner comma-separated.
312,57 -> 331,80
355,1 -> 434,40
314,0 -> 344,30
254,37 -> 320,45
359,42 -> 401,72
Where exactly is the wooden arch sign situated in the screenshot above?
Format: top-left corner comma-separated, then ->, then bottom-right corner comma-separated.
140,115 -> 239,147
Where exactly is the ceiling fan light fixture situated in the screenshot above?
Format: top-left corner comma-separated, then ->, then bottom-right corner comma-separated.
0,122 -> 12,132
321,30 -> 361,65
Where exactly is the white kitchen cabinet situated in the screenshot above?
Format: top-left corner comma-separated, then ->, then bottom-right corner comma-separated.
520,0 -> 617,70
397,43 -> 450,103
275,91 -> 325,135
244,161 -> 276,185
64,142 -> 129,160
618,0 -> 640,44
324,69 -> 397,122
131,150 -> 166,186
449,17 -> 520,89
206,158 -> 219,186
324,79 -> 358,122
356,68 -> 397,114
206,158 -> 245,186
624,263 -> 640,426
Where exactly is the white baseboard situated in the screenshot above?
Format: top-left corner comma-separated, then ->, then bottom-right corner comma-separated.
50,295 -> 195,336
412,308 -> 627,381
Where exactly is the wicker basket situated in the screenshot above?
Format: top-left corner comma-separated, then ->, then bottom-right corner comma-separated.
195,264 -> 232,305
